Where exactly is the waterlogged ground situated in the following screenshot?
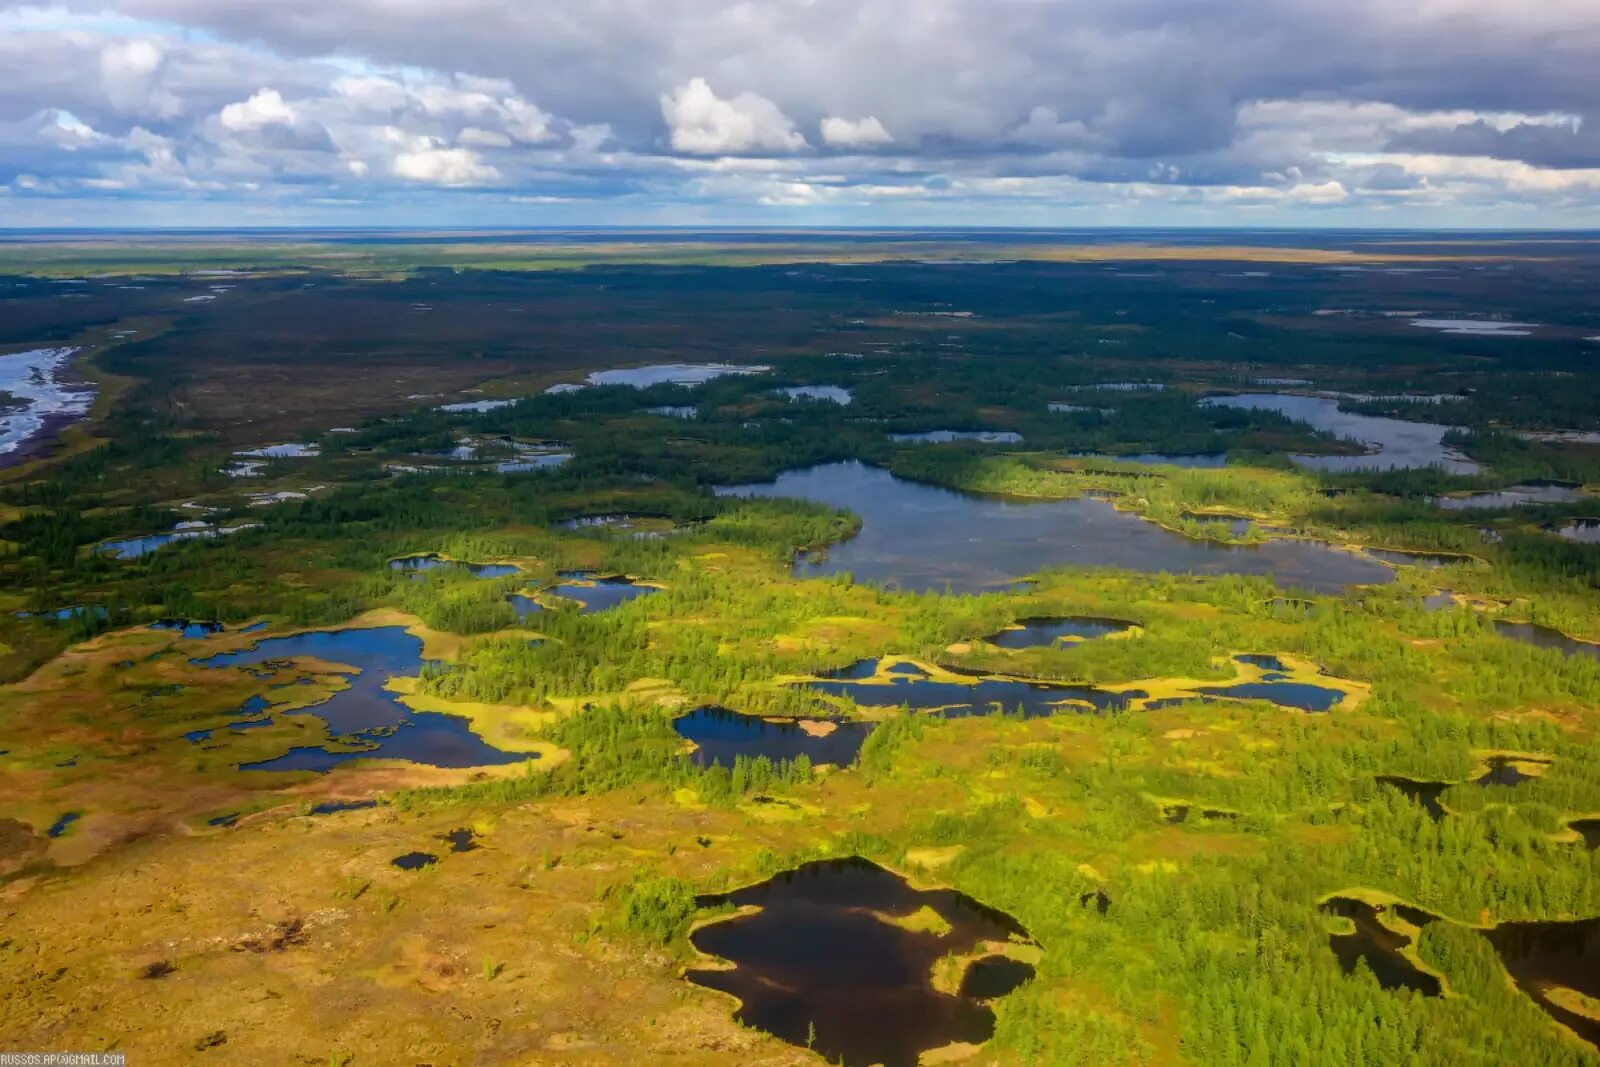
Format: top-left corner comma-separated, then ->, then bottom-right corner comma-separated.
4,242 -> 1600,1065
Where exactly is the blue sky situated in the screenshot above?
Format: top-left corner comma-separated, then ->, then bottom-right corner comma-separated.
1,1 -> 1598,228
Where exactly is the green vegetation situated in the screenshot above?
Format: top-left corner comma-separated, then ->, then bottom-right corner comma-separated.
2,239 -> 1598,1064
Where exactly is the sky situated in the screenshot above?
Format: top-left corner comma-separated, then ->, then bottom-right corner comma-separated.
1,1 -> 1598,229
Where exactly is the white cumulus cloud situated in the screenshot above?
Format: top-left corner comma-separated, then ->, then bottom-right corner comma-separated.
391,142 -> 501,186
820,115 -> 893,148
661,77 -> 806,155
219,89 -> 296,131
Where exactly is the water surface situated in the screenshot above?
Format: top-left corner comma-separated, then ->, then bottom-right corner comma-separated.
802,662 -> 1138,717
0,347 -> 93,464
1486,918 -> 1600,1048
389,555 -> 520,578
716,462 -> 1393,594
1322,897 -> 1441,996
547,573 -> 658,613
1553,519 -> 1600,544
889,430 -> 1022,444
1204,393 -> 1477,473
777,385 -> 852,405
193,627 -> 529,772
1433,485 -> 1588,511
673,706 -> 875,768
1493,622 -> 1600,663
986,616 -> 1134,648
688,858 -> 1032,1067
550,363 -> 768,391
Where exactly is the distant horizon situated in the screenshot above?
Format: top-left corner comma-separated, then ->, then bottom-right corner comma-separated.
4,224 -> 1600,236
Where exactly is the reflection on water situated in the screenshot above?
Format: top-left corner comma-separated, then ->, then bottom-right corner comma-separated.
547,572 -> 658,613
1493,621 -> 1600,663
803,661 -> 1139,717
1376,776 -> 1448,820
549,363 -> 769,391
98,522 -> 259,560
1486,918 -> 1600,1049
673,706 -> 875,768
389,555 -> 520,578
1205,393 -> 1478,473
777,385 -> 852,405
986,616 -> 1134,648
193,627 -> 530,772
716,462 -> 1393,594
1553,519 -> 1600,545
0,347 -> 93,465
688,858 -> 1032,1067
1321,897 -> 1441,996
1433,485 -> 1588,511
889,430 -> 1022,444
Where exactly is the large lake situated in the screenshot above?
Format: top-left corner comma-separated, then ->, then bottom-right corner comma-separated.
716,462 -> 1393,594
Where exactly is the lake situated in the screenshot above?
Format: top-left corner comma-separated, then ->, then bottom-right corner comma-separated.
1204,393 -> 1478,473
688,857 -> 1033,1067
192,627 -> 530,772
716,462 -> 1394,594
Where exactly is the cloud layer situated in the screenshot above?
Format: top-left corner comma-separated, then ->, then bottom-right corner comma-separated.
1,0 -> 1597,225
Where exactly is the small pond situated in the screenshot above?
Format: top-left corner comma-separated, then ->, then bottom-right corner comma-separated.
546,573 -> 658,613
716,462 -> 1393,594
1475,755 -> 1550,789
1376,776 -> 1447,821
688,857 -> 1033,1067
1486,917 -> 1600,1049
1493,622 -> 1600,663
985,616 -> 1135,648
1433,485 -> 1589,511
389,555 -> 520,578
1321,897 -> 1441,996
1553,519 -> 1600,545
550,363 -> 769,391
776,385 -> 852,405
439,398 -> 517,413
888,430 -> 1022,444
98,522 -> 258,560
673,706 -> 875,768
46,811 -> 81,839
